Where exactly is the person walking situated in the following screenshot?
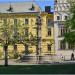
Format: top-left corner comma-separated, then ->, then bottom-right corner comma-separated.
71,53 -> 74,60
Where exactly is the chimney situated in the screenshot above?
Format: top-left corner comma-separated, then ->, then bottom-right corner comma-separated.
45,6 -> 51,13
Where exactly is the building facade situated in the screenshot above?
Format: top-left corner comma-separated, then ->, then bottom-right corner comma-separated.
54,0 -> 75,60
0,2 -> 54,58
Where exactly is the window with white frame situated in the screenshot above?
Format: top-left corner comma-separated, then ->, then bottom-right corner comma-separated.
47,19 -> 52,26
57,16 -> 60,20
48,28 -> 51,36
14,19 -> 18,36
64,16 -> 68,20
25,19 -> 29,25
60,41 -> 66,50
58,24 -> 67,36
47,44 -> 51,51
14,19 -> 18,25
25,29 -> 28,37
68,43 -> 73,50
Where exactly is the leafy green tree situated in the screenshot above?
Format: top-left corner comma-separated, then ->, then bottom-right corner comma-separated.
0,15 -> 20,66
19,23 -> 37,55
0,17 -> 13,66
0,14 -> 37,65
64,1 -> 75,51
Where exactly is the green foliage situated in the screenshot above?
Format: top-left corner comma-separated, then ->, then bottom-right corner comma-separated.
0,15 -> 37,56
14,52 -> 19,59
8,51 -> 14,59
24,49 -> 30,55
64,32 -> 75,44
64,2 -> 75,47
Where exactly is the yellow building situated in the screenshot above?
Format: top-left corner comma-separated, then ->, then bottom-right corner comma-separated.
0,2 -> 55,58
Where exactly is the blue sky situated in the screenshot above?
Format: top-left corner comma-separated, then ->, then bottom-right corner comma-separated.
0,0 -> 54,11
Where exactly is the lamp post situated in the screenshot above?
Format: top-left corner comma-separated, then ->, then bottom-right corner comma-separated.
36,14 -> 42,63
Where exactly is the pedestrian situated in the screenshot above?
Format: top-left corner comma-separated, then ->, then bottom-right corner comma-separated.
71,53 -> 74,60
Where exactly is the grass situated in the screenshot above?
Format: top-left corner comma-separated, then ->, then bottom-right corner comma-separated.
0,64 -> 75,74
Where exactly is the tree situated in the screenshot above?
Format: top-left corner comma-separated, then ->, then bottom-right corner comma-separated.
0,17 -> 13,66
20,23 -> 37,55
0,14 -> 20,66
0,14 -> 38,65
64,1 -> 75,51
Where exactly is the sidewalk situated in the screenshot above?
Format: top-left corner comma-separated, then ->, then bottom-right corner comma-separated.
0,59 -> 75,65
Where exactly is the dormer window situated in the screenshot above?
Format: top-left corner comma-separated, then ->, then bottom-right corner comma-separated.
29,4 -> 35,11
7,4 -> 13,12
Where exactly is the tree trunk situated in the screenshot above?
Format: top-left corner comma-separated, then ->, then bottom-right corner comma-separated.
4,44 -> 8,66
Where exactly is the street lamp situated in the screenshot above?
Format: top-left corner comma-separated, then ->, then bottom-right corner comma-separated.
36,14 -> 42,63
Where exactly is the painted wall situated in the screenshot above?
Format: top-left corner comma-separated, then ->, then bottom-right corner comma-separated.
0,13 -> 55,58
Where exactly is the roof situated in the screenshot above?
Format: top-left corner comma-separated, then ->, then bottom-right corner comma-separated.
0,2 -> 41,13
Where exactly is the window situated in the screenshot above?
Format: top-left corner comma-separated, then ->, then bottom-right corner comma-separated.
65,16 -> 67,20
60,41 -> 66,50
47,19 -> 52,26
57,16 -> 60,20
60,27 -> 65,36
58,25 -> 67,36
14,19 -> 17,25
14,19 -> 18,36
47,44 -> 51,51
25,29 -> 28,37
25,19 -> 29,25
29,4 -> 35,11
68,43 -> 73,50
48,28 -> 51,36
3,19 -> 7,36
3,18 -> 7,24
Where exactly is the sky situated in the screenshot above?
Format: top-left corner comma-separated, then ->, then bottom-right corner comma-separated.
0,0 -> 54,11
